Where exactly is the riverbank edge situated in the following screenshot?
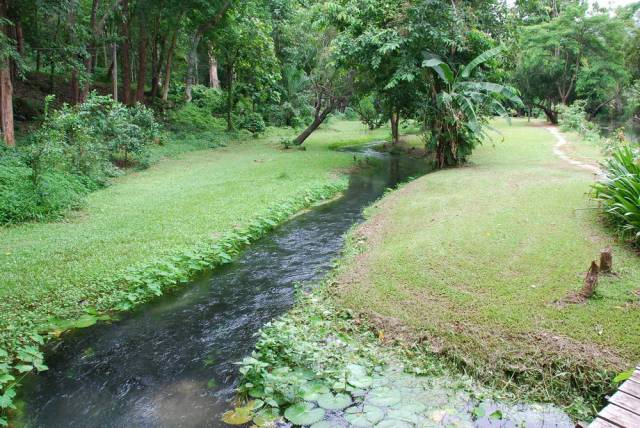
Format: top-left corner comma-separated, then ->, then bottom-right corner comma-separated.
227,183 -> 584,427
327,168 -> 622,419
0,178 -> 348,426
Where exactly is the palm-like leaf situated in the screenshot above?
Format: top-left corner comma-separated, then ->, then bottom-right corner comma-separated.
460,46 -> 503,79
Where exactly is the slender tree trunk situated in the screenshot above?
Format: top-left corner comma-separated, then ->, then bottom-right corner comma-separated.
121,0 -> 132,105
185,33 -> 203,102
111,42 -> 118,102
135,25 -> 147,102
390,111 -> 400,144
226,64 -> 234,130
0,0 -> 14,146
79,0 -> 100,103
208,46 -> 220,89
162,31 -> 177,102
293,107 -> 333,146
150,20 -> 163,98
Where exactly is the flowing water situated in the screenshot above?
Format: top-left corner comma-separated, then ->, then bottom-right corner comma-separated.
22,146 -> 432,427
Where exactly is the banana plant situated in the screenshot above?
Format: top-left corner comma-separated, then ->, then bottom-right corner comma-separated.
422,46 -> 522,168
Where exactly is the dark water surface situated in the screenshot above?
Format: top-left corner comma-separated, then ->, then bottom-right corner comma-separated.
22,146 -> 432,427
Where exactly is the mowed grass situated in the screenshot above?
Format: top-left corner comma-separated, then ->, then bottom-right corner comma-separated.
0,119 -> 388,341
334,119 -> 640,406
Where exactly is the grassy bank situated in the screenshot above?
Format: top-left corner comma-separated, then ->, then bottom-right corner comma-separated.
0,120 -> 391,419
333,119 -> 640,414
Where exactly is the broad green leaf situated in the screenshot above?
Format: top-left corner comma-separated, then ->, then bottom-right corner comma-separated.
284,402 -> 325,426
613,369 -> 634,384
345,405 -> 384,426
461,46 -> 503,78
316,392 -> 352,410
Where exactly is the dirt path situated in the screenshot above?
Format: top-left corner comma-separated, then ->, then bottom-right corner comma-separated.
546,126 -> 604,178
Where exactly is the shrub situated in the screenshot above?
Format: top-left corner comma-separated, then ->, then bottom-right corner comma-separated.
593,145 -> 640,244
239,112 -> 266,134
355,95 -> 385,130
167,103 -> 222,131
0,93 -> 161,225
191,85 -> 226,114
557,100 -> 601,144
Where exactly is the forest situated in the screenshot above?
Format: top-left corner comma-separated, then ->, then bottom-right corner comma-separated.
1,0 -> 640,427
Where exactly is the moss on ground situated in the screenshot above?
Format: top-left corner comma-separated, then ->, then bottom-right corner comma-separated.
332,119 -> 640,415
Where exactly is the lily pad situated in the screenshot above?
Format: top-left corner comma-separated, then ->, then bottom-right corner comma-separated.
252,407 -> 280,427
301,381 -> 330,401
316,393 -> 352,410
222,401 -> 257,425
376,419 -> 412,428
284,402 -> 325,426
309,422 -> 335,428
367,388 -> 401,407
344,405 -> 384,427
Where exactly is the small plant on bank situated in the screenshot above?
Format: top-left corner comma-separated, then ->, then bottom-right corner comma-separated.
593,145 -> 640,245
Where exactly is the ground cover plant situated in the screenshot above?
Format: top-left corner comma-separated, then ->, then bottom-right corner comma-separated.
227,286 -> 574,426
332,119 -> 640,417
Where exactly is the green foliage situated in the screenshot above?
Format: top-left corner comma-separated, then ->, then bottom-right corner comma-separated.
593,145 -> 640,245
355,95 -> 385,130
514,4 -> 630,121
0,94 -> 161,225
234,290 -> 385,426
422,48 -> 522,167
557,100 -> 602,144
239,112 -> 267,135
167,103 -> 225,132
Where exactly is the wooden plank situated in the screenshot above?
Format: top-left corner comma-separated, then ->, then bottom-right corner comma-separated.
630,372 -> 640,384
598,404 -> 640,427
609,390 -> 640,416
589,417 -> 622,428
620,379 -> 640,399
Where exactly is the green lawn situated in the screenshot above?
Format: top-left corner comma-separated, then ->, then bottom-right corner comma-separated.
0,120 -> 389,346
334,118 -> 640,406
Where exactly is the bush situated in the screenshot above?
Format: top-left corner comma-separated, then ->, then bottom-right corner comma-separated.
0,151 -> 91,224
239,112 -> 266,134
557,100 -> 601,144
0,93 -> 161,225
593,145 -> 640,244
191,85 -> 226,114
355,94 -> 385,130
167,103 -> 223,131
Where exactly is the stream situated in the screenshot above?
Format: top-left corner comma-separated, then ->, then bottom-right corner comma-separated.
21,145 -> 433,427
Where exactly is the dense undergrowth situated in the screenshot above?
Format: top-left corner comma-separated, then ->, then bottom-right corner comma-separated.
1,94 -> 160,225
0,179 -> 347,425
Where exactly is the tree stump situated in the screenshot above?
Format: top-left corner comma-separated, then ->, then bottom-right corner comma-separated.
599,246 -> 613,274
580,261 -> 599,299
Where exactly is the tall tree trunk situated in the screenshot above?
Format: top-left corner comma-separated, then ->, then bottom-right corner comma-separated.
80,0 -> 100,103
208,46 -> 220,89
150,18 -> 162,98
226,64 -> 234,130
121,0 -> 132,105
293,106 -> 333,146
162,31 -> 177,102
111,42 -> 118,102
135,25 -> 147,102
0,0 -> 14,146
185,33 -> 203,102
390,111 -> 400,144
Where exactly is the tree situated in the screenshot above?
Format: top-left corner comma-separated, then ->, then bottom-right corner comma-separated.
423,47 -> 522,168
213,5 -> 278,131
514,4 -> 627,123
184,0 -> 233,102
0,0 -> 15,146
